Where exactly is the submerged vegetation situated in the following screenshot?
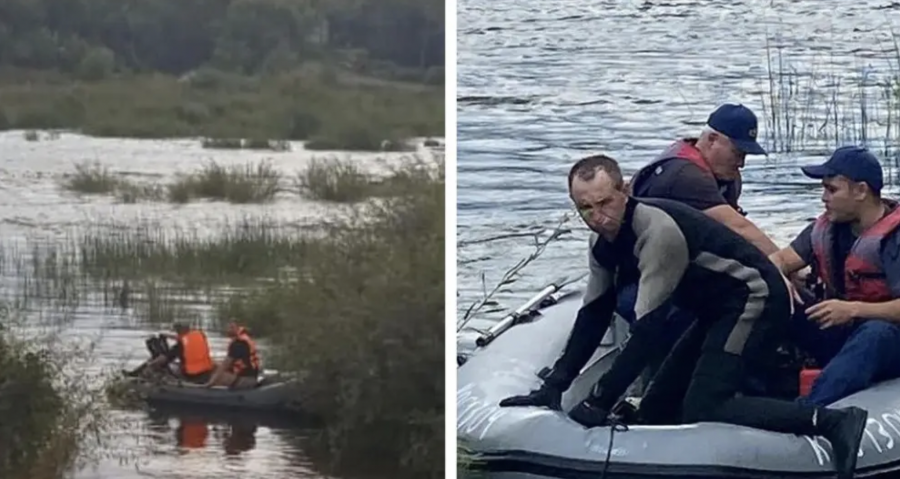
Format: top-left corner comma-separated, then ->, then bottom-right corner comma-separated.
757,34 -> 900,170
58,156 -> 430,205
2,154 -> 445,479
0,0 -> 445,149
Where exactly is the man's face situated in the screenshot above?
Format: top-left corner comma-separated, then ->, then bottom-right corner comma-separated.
706,132 -> 746,182
820,175 -> 866,223
569,169 -> 628,241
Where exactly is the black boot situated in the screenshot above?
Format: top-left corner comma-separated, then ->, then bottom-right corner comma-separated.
568,397 -> 612,428
816,406 -> 868,479
684,395 -> 866,479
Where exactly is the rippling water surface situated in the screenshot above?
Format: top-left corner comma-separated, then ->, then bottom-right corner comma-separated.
0,131 -> 440,479
457,0 -> 900,335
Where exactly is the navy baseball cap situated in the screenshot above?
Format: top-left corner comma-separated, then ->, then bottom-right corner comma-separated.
707,104 -> 767,155
800,146 -> 883,194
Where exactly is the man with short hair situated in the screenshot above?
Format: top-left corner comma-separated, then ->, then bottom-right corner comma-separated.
499,154 -> 868,479
203,322 -> 261,390
769,146 -> 900,406
126,323 -> 214,384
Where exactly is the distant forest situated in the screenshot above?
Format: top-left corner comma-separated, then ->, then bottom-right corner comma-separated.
0,0 -> 445,78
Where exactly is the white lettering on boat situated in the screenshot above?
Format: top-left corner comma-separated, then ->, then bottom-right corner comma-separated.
457,382 -> 509,440
806,409 -> 900,466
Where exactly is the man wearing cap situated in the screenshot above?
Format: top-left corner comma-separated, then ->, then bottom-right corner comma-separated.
616,104 -> 783,393
628,103 -> 779,254
769,146 -> 900,406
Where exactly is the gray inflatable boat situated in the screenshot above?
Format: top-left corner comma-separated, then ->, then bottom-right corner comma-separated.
124,369 -> 303,412
457,282 -> 900,479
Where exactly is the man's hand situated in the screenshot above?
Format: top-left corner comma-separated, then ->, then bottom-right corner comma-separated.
498,384 -> 562,410
806,300 -> 859,329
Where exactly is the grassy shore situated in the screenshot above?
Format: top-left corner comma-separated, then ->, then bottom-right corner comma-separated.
0,66 -> 444,152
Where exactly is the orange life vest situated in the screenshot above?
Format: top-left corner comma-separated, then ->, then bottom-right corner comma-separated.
810,202 -> 900,302
179,329 -> 214,376
229,327 -> 260,376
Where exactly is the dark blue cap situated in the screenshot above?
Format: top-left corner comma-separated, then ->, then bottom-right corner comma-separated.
801,146 -> 883,194
707,104 -> 766,155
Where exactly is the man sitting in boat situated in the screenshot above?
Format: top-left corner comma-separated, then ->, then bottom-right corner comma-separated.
498,154 -> 868,479
618,104 -> 783,390
125,323 -> 215,384
628,103 -> 777,253
769,146 -> 900,406
202,322 -> 260,390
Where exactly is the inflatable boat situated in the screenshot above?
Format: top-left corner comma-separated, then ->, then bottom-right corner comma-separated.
123,369 -> 303,412
457,282 -> 900,479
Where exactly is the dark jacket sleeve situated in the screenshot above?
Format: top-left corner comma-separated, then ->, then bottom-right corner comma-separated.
543,233 -> 617,391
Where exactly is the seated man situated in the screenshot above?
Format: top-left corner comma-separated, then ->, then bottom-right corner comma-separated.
499,154 -> 868,479
618,103 -> 777,389
203,322 -> 260,390
769,146 -> 900,406
126,323 -> 215,384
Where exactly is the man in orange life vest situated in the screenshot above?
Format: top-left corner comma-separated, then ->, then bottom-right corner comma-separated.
203,321 -> 261,390
126,323 -> 215,384
770,146 -> 900,406
617,104 -> 781,389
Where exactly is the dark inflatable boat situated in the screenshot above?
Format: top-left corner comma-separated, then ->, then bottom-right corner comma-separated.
123,369 -> 303,412
457,283 -> 900,479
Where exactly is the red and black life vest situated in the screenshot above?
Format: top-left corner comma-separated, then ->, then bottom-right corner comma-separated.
810,201 -> 900,302
628,139 -> 743,213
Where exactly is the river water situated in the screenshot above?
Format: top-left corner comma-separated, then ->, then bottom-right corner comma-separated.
0,130 -> 443,479
456,0 -> 900,336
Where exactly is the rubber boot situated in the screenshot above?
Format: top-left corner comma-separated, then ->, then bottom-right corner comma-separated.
816,406 -> 868,479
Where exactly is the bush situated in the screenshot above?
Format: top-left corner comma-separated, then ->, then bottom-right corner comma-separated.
0,317 -> 110,479
224,157 -> 444,478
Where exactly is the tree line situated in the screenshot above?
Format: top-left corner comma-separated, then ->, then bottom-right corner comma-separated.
0,0 -> 445,79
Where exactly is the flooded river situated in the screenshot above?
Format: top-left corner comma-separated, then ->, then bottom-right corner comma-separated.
0,131 -> 441,479
456,0 -> 900,334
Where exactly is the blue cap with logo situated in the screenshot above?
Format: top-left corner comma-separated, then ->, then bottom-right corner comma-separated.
800,146 -> 883,194
707,104 -> 767,155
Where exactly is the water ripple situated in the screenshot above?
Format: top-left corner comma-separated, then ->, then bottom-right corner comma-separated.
457,0 -> 900,327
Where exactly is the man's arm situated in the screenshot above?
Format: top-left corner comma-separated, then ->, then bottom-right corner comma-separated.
543,234 -> 617,391
663,164 -> 779,255
204,342 -> 243,387
769,246 -> 808,277
852,300 -> 900,323
704,205 -> 780,255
